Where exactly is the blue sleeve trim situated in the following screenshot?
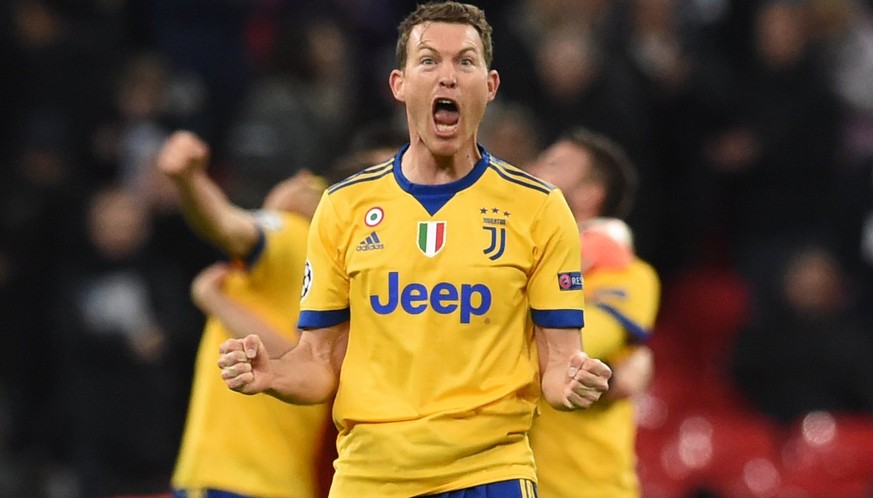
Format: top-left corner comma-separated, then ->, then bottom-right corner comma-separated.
298,309 -> 350,329
243,226 -> 267,269
596,303 -> 651,343
531,308 -> 585,329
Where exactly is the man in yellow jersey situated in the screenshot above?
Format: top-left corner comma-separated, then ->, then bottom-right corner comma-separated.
157,131 -> 334,498
526,128 -> 662,498
217,3 -> 613,498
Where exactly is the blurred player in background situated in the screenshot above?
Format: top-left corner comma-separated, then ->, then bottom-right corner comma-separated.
526,128 -> 661,498
157,130 -> 334,498
217,3 -> 612,497
324,121 -> 409,184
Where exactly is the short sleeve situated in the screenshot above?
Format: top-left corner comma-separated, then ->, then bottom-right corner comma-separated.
527,190 -> 585,329
297,192 -> 351,329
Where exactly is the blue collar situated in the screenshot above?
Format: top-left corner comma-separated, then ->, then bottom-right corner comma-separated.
393,144 -> 491,216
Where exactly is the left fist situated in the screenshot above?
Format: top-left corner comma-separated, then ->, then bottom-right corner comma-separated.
563,352 -> 612,409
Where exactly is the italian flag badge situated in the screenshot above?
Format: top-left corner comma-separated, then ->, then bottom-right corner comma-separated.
417,221 -> 446,257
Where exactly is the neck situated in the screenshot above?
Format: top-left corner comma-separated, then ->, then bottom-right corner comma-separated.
401,139 -> 481,185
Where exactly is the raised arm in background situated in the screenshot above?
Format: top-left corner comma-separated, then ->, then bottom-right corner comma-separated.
157,131 -> 259,259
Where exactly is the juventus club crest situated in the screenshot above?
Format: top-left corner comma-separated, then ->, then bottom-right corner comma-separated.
481,207 -> 509,260
417,221 -> 446,257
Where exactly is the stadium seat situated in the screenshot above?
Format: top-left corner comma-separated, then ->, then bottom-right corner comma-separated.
776,412 -> 873,498
637,408 -> 783,498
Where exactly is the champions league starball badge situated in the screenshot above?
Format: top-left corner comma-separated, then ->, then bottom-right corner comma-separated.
301,260 -> 313,299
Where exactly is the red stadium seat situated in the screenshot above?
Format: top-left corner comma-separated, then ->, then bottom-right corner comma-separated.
637,408 -> 783,498
776,412 -> 873,498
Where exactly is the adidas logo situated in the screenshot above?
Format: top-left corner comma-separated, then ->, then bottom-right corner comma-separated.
356,231 -> 384,252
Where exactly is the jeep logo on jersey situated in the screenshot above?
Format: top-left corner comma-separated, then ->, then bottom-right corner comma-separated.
370,272 -> 491,324
417,221 -> 446,257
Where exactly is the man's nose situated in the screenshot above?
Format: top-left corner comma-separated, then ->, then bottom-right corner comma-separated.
439,68 -> 457,88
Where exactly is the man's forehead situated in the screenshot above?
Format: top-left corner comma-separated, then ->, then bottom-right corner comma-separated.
546,142 -> 590,167
560,141 -> 592,158
547,142 -> 579,159
410,22 -> 482,52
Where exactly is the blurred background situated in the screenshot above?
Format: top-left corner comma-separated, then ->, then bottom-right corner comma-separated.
1,0 -> 873,496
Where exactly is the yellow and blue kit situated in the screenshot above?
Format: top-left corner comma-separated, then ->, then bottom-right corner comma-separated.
299,145 -> 585,498
530,258 -> 660,498
173,211 -> 332,498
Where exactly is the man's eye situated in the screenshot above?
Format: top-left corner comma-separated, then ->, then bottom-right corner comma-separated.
421,57 -> 435,65
460,59 -> 474,66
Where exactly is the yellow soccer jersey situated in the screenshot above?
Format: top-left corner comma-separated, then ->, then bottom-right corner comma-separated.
530,258 -> 660,498
173,211 -> 332,498
298,146 -> 585,498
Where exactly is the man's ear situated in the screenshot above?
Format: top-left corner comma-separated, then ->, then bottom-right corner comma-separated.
390,69 -> 405,102
486,69 -> 500,102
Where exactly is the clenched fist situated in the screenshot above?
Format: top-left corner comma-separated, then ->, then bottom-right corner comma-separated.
218,334 -> 274,395
156,130 -> 210,182
562,352 -> 612,410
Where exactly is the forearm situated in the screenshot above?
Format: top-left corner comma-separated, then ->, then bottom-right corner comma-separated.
266,353 -> 339,405
536,324 -> 611,410
536,325 -> 583,410
540,360 -> 574,410
198,288 -> 295,357
266,332 -> 346,405
175,172 -> 258,258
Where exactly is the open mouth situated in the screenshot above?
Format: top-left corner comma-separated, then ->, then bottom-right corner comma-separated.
432,98 -> 460,133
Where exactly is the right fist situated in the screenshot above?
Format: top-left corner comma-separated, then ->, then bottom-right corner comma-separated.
218,334 -> 273,395
156,130 -> 210,181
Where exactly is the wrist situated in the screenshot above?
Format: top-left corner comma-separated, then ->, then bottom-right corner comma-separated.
194,286 -> 224,313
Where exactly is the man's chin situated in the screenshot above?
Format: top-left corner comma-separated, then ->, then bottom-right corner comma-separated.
431,142 -> 465,159
426,132 -> 471,154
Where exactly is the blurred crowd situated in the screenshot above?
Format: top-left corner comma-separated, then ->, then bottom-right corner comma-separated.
2,0 -> 873,496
